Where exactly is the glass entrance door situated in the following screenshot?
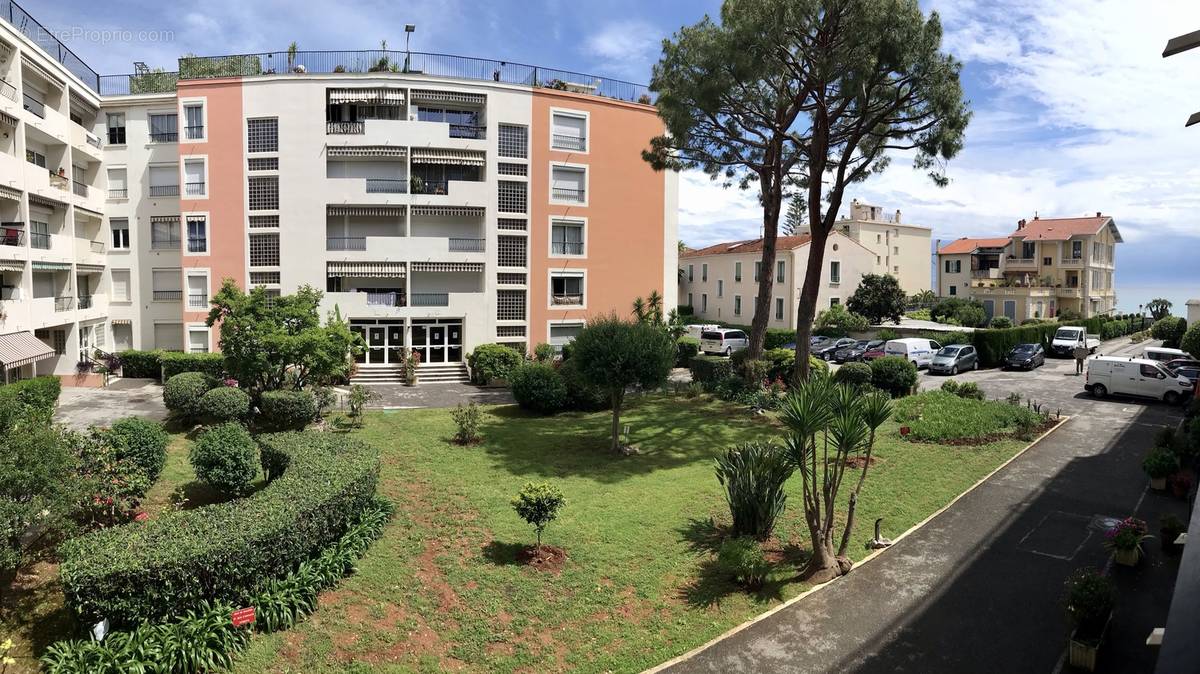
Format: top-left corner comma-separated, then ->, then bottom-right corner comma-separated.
387,325 -> 404,363
427,326 -> 446,363
367,327 -> 386,364
410,320 -> 463,363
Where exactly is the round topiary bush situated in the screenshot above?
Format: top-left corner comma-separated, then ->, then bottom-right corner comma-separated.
509,363 -> 567,414
106,417 -> 169,482
833,361 -> 873,390
163,372 -> 217,420
197,386 -> 251,424
559,358 -> 609,411
988,316 -> 1014,329
189,422 -> 258,495
260,390 -> 317,431
870,356 -> 919,398
467,343 -> 524,384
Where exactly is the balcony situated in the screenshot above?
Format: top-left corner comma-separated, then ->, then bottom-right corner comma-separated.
411,292 -> 449,307
72,181 -> 88,198
187,293 -> 209,309
552,241 -> 584,255
551,293 -> 584,306
108,188 -> 128,199
1059,257 -> 1084,268
327,237 -> 367,251
411,179 -> 448,195
551,187 -> 586,203
29,232 -> 51,250
48,173 -> 69,192
22,93 -> 44,118
1004,257 -> 1037,271
448,237 -> 485,252
151,238 -> 181,251
327,121 -> 365,135
77,294 -> 93,310
366,291 -> 406,307
1,226 -> 24,248
1058,287 -> 1082,298
185,125 -> 205,140
187,237 -> 208,253
449,124 -> 486,140
150,131 -> 178,143
0,80 -> 16,104
153,289 -> 183,301
973,285 -> 1055,298
185,181 -> 206,197
54,296 -> 74,312
365,178 -> 408,194
552,134 -> 587,151
149,185 -> 180,197
971,268 -> 1001,280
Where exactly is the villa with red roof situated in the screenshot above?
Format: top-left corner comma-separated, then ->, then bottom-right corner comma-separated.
936,213 -> 1122,321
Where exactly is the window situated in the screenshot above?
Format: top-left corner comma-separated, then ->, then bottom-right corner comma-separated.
247,118 -> 278,152
549,323 -> 584,351
152,269 -> 182,301
249,233 -> 280,266
497,124 -> 528,158
250,271 -> 280,285
550,274 -> 584,305
188,328 -> 210,353
830,297 -> 840,307
154,323 -> 184,351
184,159 -> 205,196
29,220 -> 49,250
687,265 -> 694,282
150,217 -> 180,250
701,264 -> 708,282
498,235 -> 527,267
416,106 -> 481,137
184,103 -> 204,139
25,148 -> 45,168
1021,241 -> 1036,259
550,165 -> 586,203
187,274 -> 208,309
498,218 -> 527,232
1073,240 -> 1083,259
1140,364 -> 1164,378
111,270 -> 131,302
776,260 -> 785,283
949,285 -> 957,296
893,265 -> 899,273
775,297 -> 784,320
149,113 -> 178,142
701,293 -> 707,313
186,216 -> 207,253
248,176 -> 279,210
876,234 -> 882,244
110,218 -> 129,249
944,259 -> 962,274
106,113 -> 126,144
52,329 -> 66,355
717,279 -> 723,297
735,262 -> 742,282
754,262 -> 761,282
149,165 -> 179,196
248,215 -> 279,229
497,162 -> 527,176
498,180 -> 527,213
734,296 -> 741,316
893,246 -> 899,255
551,220 -> 584,255
687,292 -> 693,308
107,167 -> 128,198
830,260 -> 841,283
551,111 -> 587,151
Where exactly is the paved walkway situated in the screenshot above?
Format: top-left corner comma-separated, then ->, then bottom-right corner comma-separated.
662,338 -> 1187,674
357,382 -> 515,409
54,378 -> 167,430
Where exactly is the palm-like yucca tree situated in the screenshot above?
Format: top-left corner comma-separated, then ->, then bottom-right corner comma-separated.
837,391 -> 892,556
714,442 -> 795,541
632,296 -> 648,323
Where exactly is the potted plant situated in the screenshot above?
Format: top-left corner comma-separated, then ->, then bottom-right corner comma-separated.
403,349 -> 421,386
1064,567 -> 1115,672
1170,469 -> 1195,500
1160,514 -> 1186,555
1143,448 -> 1177,491
1103,517 -> 1150,567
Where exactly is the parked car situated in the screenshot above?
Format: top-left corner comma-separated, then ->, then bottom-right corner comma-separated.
814,337 -> 858,361
1050,327 -> 1099,357
1086,356 -> 1194,404
1165,358 -> 1200,373
835,339 -> 884,363
929,344 -> 979,375
685,324 -> 721,340
1145,346 -> 1192,364
700,329 -> 749,356
1174,365 -> 1199,389
884,338 -> 942,369
781,336 -> 834,351
1005,343 -> 1046,370
862,343 -> 888,361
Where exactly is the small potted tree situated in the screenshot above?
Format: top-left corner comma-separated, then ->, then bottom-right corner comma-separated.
1104,517 -> 1150,567
1065,567 -> 1115,672
1143,448 -> 1177,491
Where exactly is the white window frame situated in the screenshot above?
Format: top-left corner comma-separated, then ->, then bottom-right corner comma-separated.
147,109 -> 179,143
185,269 -> 210,310
181,155 -> 209,198
547,269 -> 586,310
548,107 -> 590,154
183,210 -> 210,257
546,319 -> 586,353
186,323 -> 212,353
548,216 -> 587,259
180,97 -> 208,143
829,259 -> 841,285
548,161 -> 589,207
109,217 -> 130,250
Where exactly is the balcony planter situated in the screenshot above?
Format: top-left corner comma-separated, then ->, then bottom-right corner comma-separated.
1103,517 -> 1149,567
1069,619 -> 1109,672
1064,568 -> 1114,673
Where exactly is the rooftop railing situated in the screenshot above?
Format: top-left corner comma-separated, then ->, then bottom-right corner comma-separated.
98,71 -> 179,96
1,0 -> 100,93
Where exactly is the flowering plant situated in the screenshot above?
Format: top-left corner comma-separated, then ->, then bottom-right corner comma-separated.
1104,517 -> 1150,553
223,377 -> 239,388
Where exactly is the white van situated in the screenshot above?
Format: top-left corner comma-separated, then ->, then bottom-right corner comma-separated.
685,324 -> 721,340
1144,346 -> 1191,364
884,338 -> 942,369
700,328 -> 750,356
1086,356 -> 1194,404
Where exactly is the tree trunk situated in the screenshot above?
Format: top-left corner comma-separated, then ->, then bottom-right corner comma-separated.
804,535 -> 844,583
747,175 -> 785,360
609,389 -> 624,452
793,226 -> 829,381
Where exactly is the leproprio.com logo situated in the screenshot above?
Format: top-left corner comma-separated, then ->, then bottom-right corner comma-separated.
40,27 -> 175,45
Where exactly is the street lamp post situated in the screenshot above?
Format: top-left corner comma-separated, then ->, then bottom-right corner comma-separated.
404,24 -> 415,73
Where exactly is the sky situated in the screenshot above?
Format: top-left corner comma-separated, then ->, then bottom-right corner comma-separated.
29,0 -> 1200,314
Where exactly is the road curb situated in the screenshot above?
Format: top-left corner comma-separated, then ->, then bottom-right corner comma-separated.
643,415 -> 1072,674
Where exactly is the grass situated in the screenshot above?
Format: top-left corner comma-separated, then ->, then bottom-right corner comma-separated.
893,390 -> 1045,443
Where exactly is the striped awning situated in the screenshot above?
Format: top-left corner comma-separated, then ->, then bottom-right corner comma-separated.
21,56 -> 64,90
328,88 -> 405,105
410,148 -> 485,167
411,206 -> 484,218
31,261 -> 71,271
0,111 -> 16,128
411,262 -> 484,273
0,260 -> 24,272
28,193 -> 65,209
151,215 -> 180,223
327,205 -> 405,217
327,261 -> 406,278
0,331 -> 54,369
410,89 -> 485,105
111,318 -> 132,326
77,263 -> 105,273
0,185 -> 21,202
326,145 -> 407,158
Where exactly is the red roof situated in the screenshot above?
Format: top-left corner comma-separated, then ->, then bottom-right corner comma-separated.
937,237 -> 1011,255
681,235 -> 814,258
1012,216 -> 1114,241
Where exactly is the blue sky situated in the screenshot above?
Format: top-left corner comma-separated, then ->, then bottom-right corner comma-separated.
32,0 -> 1200,313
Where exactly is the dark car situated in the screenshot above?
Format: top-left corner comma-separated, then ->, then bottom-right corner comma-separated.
814,338 -> 858,361
1165,358 -> 1200,373
1005,343 -> 1045,370
835,339 -> 885,363
1174,365 -> 1199,388
781,336 -> 833,351
862,343 -> 888,361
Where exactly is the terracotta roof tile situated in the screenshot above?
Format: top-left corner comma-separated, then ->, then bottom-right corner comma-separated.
937,237 -> 1012,255
680,235 -> 813,258
1012,216 -> 1110,241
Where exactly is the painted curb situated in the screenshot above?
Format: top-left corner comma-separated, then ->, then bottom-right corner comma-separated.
642,415 -> 1072,674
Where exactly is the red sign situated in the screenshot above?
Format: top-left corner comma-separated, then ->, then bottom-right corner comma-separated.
231,607 -> 256,627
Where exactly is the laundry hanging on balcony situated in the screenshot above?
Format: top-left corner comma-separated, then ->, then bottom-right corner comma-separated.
328,88 -> 405,105
411,262 -> 484,273
326,145 -> 407,158
327,261 -> 407,278
410,148 -> 485,167
327,205 -> 406,217
409,90 -> 486,106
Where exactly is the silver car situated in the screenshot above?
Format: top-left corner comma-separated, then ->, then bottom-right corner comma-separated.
929,344 -> 979,375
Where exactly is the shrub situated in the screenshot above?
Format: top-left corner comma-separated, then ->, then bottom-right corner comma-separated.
189,423 -> 258,495
893,391 -> 1044,442
1143,448 -> 1177,480
0,424 -> 74,574
163,372 -> 217,420
105,417 -> 169,483
953,305 -> 988,328
511,482 -> 566,548
117,350 -> 164,379
509,363 -> 567,414
346,384 -> 376,425
69,429 -> 154,529
833,362 -> 873,390
970,323 -> 1059,366
931,297 -> 984,324
877,328 -> 900,341
815,304 -> 871,332
558,358 -> 609,411
1064,568 -> 1114,640
311,386 -> 336,420
451,402 -> 482,444
717,537 -> 772,590
714,442 -> 794,540
196,387 -> 251,424
0,376 -> 61,432
260,390 -> 316,431
533,342 -> 555,362
940,380 -> 984,400
1151,316 -> 1187,348
870,356 -> 918,398
690,355 -> 734,386
1182,321 -> 1200,360
467,343 -> 524,384
59,432 -> 380,627
160,352 -> 225,380
676,336 -> 700,367
988,316 -> 1014,329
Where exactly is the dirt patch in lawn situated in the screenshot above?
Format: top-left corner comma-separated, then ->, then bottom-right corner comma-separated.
516,545 -> 567,574
844,455 -> 882,469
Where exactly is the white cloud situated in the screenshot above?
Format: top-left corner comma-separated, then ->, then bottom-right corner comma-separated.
582,20 -> 662,80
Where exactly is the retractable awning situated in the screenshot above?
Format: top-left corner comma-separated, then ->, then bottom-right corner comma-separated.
111,318 -> 132,326
327,261 -> 406,278
327,205 -> 406,218
328,88 -> 405,105
69,91 -> 98,116
28,193 -> 65,209
31,261 -> 71,271
0,331 -> 54,370
0,260 -> 24,272
21,56 -> 64,90
411,206 -> 484,218
75,206 -> 103,220
150,215 -> 180,223
0,111 -> 16,128
411,262 -> 484,273
409,89 -> 485,105
410,148 -> 485,167
0,185 -> 21,202
326,145 -> 406,158
77,263 -> 105,273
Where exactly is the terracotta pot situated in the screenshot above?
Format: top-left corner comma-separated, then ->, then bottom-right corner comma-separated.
899,426 -> 911,437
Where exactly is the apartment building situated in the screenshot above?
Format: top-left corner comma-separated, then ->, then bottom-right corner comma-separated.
936,213 -> 1122,321
0,5 -> 677,383
678,232 -> 874,328
794,198 -> 933,293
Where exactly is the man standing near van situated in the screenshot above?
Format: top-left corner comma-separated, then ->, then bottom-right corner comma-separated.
1073,344 -> 1088,375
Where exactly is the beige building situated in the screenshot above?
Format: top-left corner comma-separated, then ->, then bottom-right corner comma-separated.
795,199 -> 932,293
936,213 -> 1122,322
679,232 -> 875,328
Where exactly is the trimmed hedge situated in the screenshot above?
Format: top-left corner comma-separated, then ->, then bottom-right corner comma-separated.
163,372 -> 217,420
105,417 -> 169,483
690,355 -> 734,386
467,343 -> 524,384
0,376 -> 61,431
197,386 -> 251,424
190,423 -> 259,495
260,390 -> 316,431
160,352 -> 226,380
870,356 -> 919,397
676,336 -> 700,367
117,350 -> 164,379
58,432 -> 381,627
509,363 -> 568,414
833,362 -> 873,389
